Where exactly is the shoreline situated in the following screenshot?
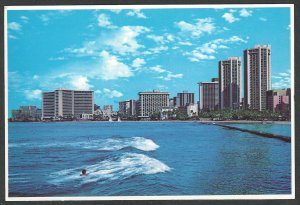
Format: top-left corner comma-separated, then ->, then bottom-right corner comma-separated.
8,120 -> 291,125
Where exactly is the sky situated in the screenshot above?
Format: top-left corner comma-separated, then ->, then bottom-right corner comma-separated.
7,6 -> 292,114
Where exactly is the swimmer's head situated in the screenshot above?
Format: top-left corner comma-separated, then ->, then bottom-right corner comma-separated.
81,169 -> 87,175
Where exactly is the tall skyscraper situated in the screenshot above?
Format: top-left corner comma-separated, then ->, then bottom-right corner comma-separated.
219,57 -> 241,110
198,78 -> 219,111
42,89 -> 94,119
137,90 -> 169,118
244,45 -> 271,111
175,91 -> 195,107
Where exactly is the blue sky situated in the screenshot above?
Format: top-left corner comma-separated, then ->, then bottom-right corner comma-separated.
7,6 -> 292,114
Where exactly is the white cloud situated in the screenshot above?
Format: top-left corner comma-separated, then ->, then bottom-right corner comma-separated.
272,71 -> 291,89
104,26 -> 150,55
198,43 -> 218,54
278,72 -> 290,77
178,41 -> 193,46
103,88 -> 123,98
40,14 -> 50,24
259,17 -> 267,22
149,65 -> 167,73
33,75 -> 39,80
95,89 -> 102,94
69,75 -> 93,90
21,16 -> 29,20
20,16 -> 29,23
159,73 -> 183,81
165,34 -> 174,42
24,89 -> 42,100
222,13 -> 239,23
64,41 -> 97,56
8,35 -> 17,39
97,14 -> 116,29
132,58 -> 145,68
239,9 -> 253,17
49,57 -> 65,61
110,9 -> 122,14
184,35 -> 247,62
126,9 -> 147,19
175,18 -> 215,37
212,36 -> 247,44
98,50 -> 133,80
148,46 -> 168,54
147,35 -> 165,44
187,50 -> 215,62
8,22 -> 21,31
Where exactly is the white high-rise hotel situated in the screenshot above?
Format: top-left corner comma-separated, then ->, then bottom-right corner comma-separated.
137,90 -> 169,118
42,89 -> 94,119
244,45 -> 271,111
219,57 -> 241,110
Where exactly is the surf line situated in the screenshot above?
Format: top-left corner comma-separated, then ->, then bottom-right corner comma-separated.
201,123 -> 291,143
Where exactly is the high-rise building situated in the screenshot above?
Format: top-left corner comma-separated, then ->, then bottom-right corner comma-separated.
266,88 -> 291,112
42,92 -> 55,119
129,100 -> 137,116
175,91 -> 195,107
198,78 -> 219,111
244,45 -> 271,111
137,90 -> 169,118
219,57 -> 241,110
42,89 -> 94,119
119,100 -> 136,116
119,101 -> 130,115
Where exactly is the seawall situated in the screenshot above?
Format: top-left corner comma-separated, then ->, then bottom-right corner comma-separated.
204,123 -> 291,143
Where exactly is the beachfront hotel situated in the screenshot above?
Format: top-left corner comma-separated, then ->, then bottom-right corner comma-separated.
137,90 -> 169,118
218,57 -> 241,110
198,78 -> 219,111
244,45 -> 272,111
42,89 -> 94,119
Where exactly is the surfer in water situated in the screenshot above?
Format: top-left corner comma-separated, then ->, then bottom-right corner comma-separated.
80,169 -> 88,176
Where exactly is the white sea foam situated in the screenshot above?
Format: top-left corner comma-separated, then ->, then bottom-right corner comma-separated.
15,136 -> 159,152
49,153 -> 170,185
82,136 -> 159,152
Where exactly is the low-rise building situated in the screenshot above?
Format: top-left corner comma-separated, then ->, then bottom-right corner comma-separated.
11,105 -> 42,121
160,107 -> 176,120
81,113 -> 94,120
266,88 -> 291,112
186,103 -> 198,117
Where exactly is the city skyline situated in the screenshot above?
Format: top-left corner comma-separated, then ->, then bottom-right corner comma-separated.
7,6 -> 292,116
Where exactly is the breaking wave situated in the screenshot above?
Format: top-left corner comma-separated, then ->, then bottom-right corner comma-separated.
91,137 -> 160,152
42,136 -> 159,152
49,153 -> 170,185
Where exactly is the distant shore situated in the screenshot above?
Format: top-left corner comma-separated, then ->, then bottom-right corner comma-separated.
8,120 -> 291,124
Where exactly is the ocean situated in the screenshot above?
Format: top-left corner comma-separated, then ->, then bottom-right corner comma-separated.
8,122 -> 292,197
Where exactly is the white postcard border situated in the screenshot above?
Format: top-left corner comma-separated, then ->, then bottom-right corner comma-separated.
4,3 -> 295,201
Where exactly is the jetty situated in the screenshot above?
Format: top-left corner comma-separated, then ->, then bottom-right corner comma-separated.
202,123 -> 291,143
